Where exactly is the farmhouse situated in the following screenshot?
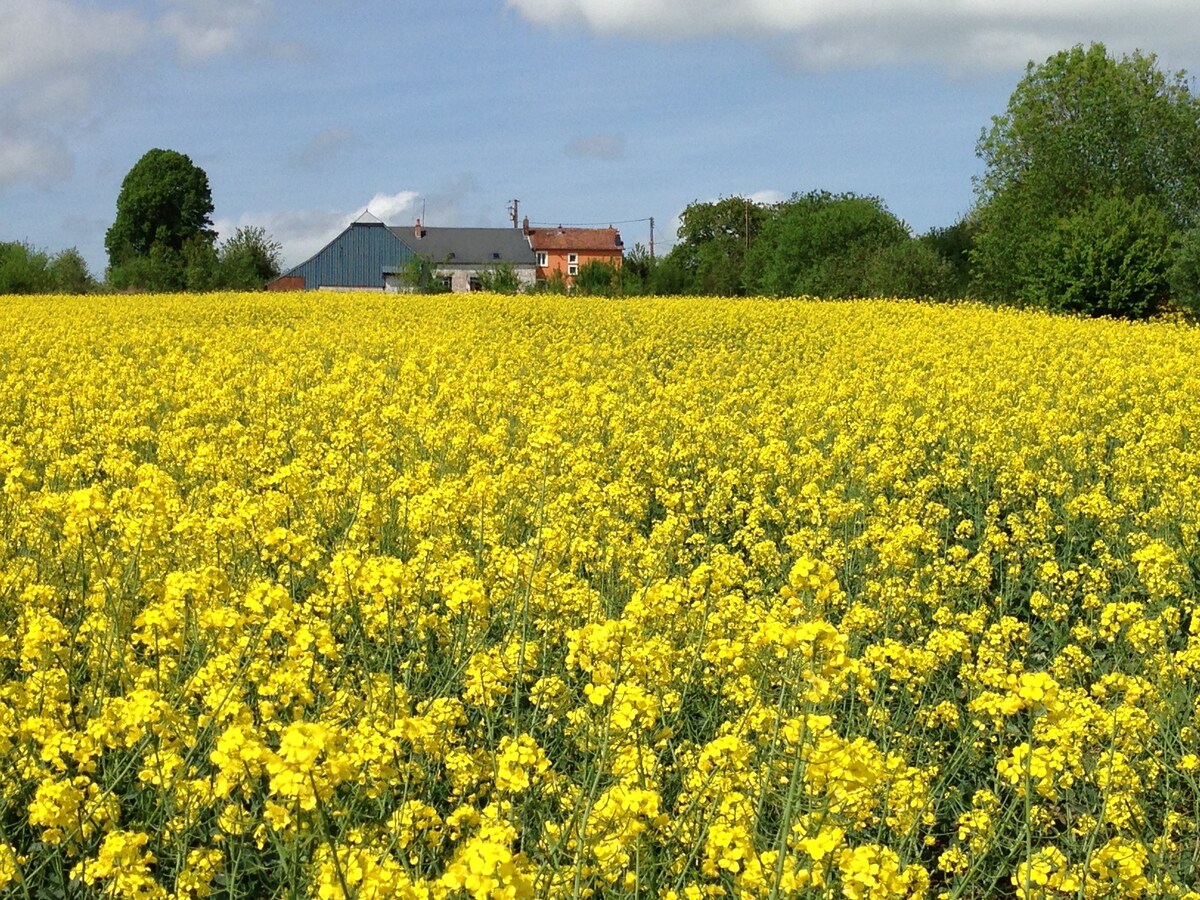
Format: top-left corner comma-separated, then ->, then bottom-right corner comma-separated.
268,211 -> 624,292
269,212 -> 538,292
523,218 -> 623,289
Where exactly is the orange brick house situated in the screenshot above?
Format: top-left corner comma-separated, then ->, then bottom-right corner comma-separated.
522,218 -> 623,288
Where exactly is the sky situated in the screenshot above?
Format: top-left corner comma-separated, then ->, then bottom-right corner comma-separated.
2,0 -> 1199,276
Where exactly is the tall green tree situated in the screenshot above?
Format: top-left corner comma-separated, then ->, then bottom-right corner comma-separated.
971,43 -> 1200,313
105,148 -> 216,290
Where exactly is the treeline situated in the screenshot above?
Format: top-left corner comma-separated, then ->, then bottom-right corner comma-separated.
609,192 -> 969,300
592,43 -> 1200,320
0,242 -> 97,294
0,149 -> 282,295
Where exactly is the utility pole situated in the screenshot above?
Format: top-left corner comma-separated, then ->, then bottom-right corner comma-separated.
508,199 -> 520,228
649,217 -> 655,259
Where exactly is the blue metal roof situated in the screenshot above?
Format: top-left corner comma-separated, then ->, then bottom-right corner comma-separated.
285,221 -> 414,289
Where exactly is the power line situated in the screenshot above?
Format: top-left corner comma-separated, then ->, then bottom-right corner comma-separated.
528,217 -> 654,228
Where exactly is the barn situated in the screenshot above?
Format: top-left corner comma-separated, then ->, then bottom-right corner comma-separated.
268,212 -> 538,292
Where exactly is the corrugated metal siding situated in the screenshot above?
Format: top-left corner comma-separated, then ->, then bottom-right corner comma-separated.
286,222 -> 414,289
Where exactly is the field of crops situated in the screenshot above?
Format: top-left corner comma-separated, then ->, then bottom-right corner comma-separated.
2,293 -> 1200,898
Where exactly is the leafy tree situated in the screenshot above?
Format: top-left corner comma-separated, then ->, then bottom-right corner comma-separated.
217,226 -> 283,289
972,43 -> 1200,310
0,241 -> 51,293
862,240 -> 956,300
667,196 -> 772,295
48,248 -> 96,294
105,148 -> 216,289
1022,194 -> 1174,318
747,191 -> 910,297
619,243 -> 655,294
0,242 -> 94,294
1169,229 -> 1200,317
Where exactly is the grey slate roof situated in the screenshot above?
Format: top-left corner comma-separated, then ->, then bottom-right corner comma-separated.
392,226 -> 537,266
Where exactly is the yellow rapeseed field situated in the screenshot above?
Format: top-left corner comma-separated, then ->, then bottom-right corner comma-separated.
2,292 -> 1200,899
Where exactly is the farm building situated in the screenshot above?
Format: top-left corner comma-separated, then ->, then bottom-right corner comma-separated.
523,218 -> 623,288
269,212 -> 538,292
387,221 -> 538,293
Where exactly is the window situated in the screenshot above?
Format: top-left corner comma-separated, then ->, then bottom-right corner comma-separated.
568,253 -> 578,264
536,251 -> 548,267
440,276 -> 453,291
568,264 -> 578,276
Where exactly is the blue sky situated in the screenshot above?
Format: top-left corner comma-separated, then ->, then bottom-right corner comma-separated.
2,0 -> 1198,276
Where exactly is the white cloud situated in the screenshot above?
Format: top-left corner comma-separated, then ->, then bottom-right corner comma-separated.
0,0 -> 275,192
0,1 -> 147,88
747,189 -> 787,206
158,0 -> 275,60
505,0 -> 1200,71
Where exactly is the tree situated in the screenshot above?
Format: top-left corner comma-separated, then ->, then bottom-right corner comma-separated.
217,226 -> 282,289
0,241 -> 51,293
861,240 -> 956,300
746,191 -> 910,297
666,196 -> 773,295
105,148 -> 216,289
48,248 -> 97,294
0,242 -> 95,294
971,43 -> 1200,312
1169,228 -> 1200,317
396,255 -> 449,294
921,216 -> 979,298
1023,193 -> 1175,318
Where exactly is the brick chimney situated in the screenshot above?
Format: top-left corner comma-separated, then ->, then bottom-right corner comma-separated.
414,219 -> 424,239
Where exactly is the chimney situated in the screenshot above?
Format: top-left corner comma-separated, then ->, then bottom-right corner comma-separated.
522,216 -> 530,235
414,218 -> 424,239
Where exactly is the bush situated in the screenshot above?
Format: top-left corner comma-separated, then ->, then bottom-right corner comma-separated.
862,240 -> 956,300
0,242 -> 96,294
477,262 -> 523,294
573,260 -> 621,296
1022,193 -> 1174,318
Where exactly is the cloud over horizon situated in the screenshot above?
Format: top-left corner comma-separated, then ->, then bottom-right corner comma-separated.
0,0 -> 276,192
505,0 -> 1200,72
